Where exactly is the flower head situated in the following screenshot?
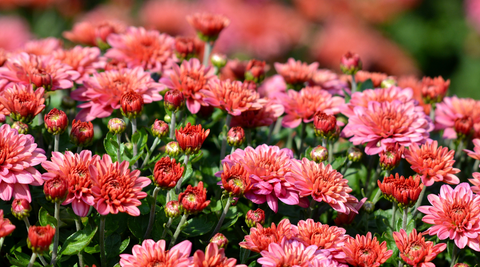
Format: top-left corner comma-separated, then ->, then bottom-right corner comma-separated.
120,90 -> 144,119
11,198 -> 31,220
108,118 -> 126,135
379,143 -> 404,171
174,36 -> 203,61
120,239 -> 192,267
164,89 -> 185,112
220,163 -> 251,197
43,176 -> 68,203
227,127 -> 245,147
245,59 -> 268,83
311,69 -> 349,96
246,208 -> 265,228
70,119 -> 94,147
63,19 -> 126,46
230,100 -> 284,129
27,225 -> 55,254
342,232 -> 393,267
11,121 -> 28,134
53,46 -> 105,83
274,58 -> 318,87
418,183 -> 480,251
240,219 -> 298,253
454,116 -> 474,139
404,140 -> 460,186
340,51 -> 362,75
421,76 -> 450,104
435,96 -> 480,140
257,238 -> 326,267
187,13 -> 230,42
151,119 -> 169,138
0,84 -> 45,123
166,141 -> 181,157
175,123 -> 210,155
165,200 -> 182,218
45,108 -> 68,135
393,229 -> 446,267
210,233 -> 229,249
20,37 -> 63,56
153,157 -> 184,189
378,174 -> 424,208
90,155 -> 151,216
310,145 -> 328,163
178,181 -> 210,214
0,209 -> 15,238
313,111 -> 340,141
192,242 -> 245,267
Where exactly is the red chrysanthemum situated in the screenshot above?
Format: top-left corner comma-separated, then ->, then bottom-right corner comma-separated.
27,225 -> 55,254
393,229 -> 446,267
0,83 -> 45,123
342,232 -> 393,267
119,239 -> 191,267
239,218 -> 298,253
175,123 -> 210,155
220,163 -> 251,197
153,157 -> 184,189
192,243 -> 246,267
274,58 -> 318,86
178,181 -> 210,214
377,174 -> 424,208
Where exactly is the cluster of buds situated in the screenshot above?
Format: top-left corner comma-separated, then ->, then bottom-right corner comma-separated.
164,89 -> 185,112
379,143 -> 404,171
11,198 -> 31,220
245,59 -> 267,83
310,145 -> 328,163
245,208 -> 265,228
340,52 -> 362,75
27,225 -> 55,254
44,108 -> 68,135
153,157 -> 185,189
70,119 -> 94,147
378,173 -> 424,208
120,90 -> 144,119
178,182 -> 210,215
421,76 -> 450,104
151,119 -> 169,138
210,233 -> 228,249
313,111 -> 339,141
165,200 -> 182,218
44,176 -> 68,203
227,127 -> 245,147
108,118 -> 126,135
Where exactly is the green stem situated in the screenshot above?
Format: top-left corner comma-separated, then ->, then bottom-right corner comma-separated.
161,218 -> 173,239
366,165 -> 381,198
75,218 -> 84,267
286,128 -> 293,151
140,137 -> 160,169
50,202 -> 61,266
169,111 -> 176,140
474,159 -> 479,173
76,146 -> 82,154
308,198 -> 317,219
402,207 -> 408,230
430,103 -> 436,123
342,160 -> 351,176
210,195 -> 233,239
328,141 -> 333,164
297,123 -> 306,158
411,186 -> 427,218
144,187 -> 161,239
240,247 -> 251,264
372,188 -> 382,204
351,74 -> 357,95
0,237 -> 4,254
27,253 -> 37,267
117,134 -> 122,162
132,118 -> 138,170
202,41 -> 213,66
99,215 -> 107,267
175,154 -> 190,194
169,213 -> 189,248
391,204 -> 397,229
54,134 -> 59,152
220,115 -> 232,165
450,244 -> 458,267
246,128 -> 252,147
267,123 -> 275,144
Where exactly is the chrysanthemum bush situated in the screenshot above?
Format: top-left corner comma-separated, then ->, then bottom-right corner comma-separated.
0,11 -> 480,267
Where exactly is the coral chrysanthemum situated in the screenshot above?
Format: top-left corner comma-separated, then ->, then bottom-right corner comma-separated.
71,67 -> 164,121
0,124 -> 46,202
220,145 -> 304,212
187,13 -> 230,42
178,181 -> 211,214
41,150 -> 99,217
240,218 -> 298,253
377,174 -> 424,208
393,229 -> 446,267
220,163 -> 251,197
105,26 -> 176,73
153,157 -> 184,189
175,123 -> 210,155
342,232 -> 393,267
274,58 -> 318,86
192,243 -> 246,267
435,96 -> 480,139
53,46 -> 106,84
119,239 -> 192,267
90,155 -> 151,216
286,158 -> 358,214
160,58 -> 217,114
418,183 -> 480,251
63,20 -> 126,46
0,83 -> 45,123
0,52 -> 80,90
343,100 -> 433,155
464,138 -> 480,161
469,172 -> 480,194
230,100 -> 284,129
279,86 -> 344,128
0,209 -> 15,237
404,140 -> 460,186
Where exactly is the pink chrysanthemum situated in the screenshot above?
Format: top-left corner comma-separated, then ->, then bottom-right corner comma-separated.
53,46 -> 106,84
287,158 -> 358,214
90,155 -> 151,216
393,229 -> 446,267
0,83 -> 45,123
469,172 -> 480,194
279,86 -> 344,128
464,139 -> 480,161
63,19 -> 126,46
418,183 -> 480,251
230,100 -> 284,129
219,145 -> 305,212
20,37 -> 63,56
192,243 -> 247,267
274,58 -> 318,86
0,52 -> 80,91
0,209 -> 15,238
311,69 -> 349,96
240,218 -> 299,253
160,58 -> 216,114
41,150 -> 100,217
120,239 -> 191,267
105,26 -> 176,73
71,67 -> 164,121
0,124 -> 46,202
435,96 -> 480,139
404,140 -> 460,186
257,75 -> 287,99
343,100 -> 433,155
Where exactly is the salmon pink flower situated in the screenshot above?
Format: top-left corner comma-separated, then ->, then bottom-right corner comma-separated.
421,76 -> 450,104
20,38 -> 63,56
44,108 -> 68,135
469,173 -> 480,194
343,100 -> 433,155
398,75 -> 431,115
178,181 -> 210,214
53,46 -> 106,84
41,150 -> 99,217
187,13 -> 230,42
153,157 -> 184,189
71,67 -> 164,121
11,198 -> 31,220
342,232 -> 393,267
418,183 -> 480,251
280,87 -> 344,128
435,96 -> 480,139
258,238 -> 331,267
0,209 -> 15,237
0,83 -> 45,123
393,229 -> 446,267
0,124 -> 46,202
274,58 -> 318,87
192,243 -> 246,267
174,36 -> 203,61
220,163 -> 251,197
160,58 -> 216,114
257,75 -> 287,99
105,26 -> 176,73
90,155 -> 151,216
404,140 -> 460,186
230,100 -> 284,129
240,218 -> 298,253
311,69 -> 349,96
63,20 -> 126,46
286,158 -> 359,214
120,239 -> 191,267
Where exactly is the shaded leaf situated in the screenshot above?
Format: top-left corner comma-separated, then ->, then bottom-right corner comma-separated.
59,224 -> 98,256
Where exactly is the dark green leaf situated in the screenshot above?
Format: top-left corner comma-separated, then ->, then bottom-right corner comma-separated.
183,214 -> 215,237
331,156 -> 347,170
59,225 -> 98,256
38,206 -> 56,227
84,244 -> 100,254
105,234 -> 130,259
358,79 -> 374,92
127,214 -> 149,239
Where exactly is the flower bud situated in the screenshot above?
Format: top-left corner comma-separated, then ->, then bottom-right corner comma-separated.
164,90 -> 185,112
44,177 -> 68,203
120,90 -> 144,119
44,108 -> 68,135
381,78 -> 397,89
61,95 -> 76,109
310,145 -> 328,163
11,198 -> 31,220
164,114 -> 171,123
362,201 -> 375,213
453,264 -> 470,267
245,208 -> 265,228
454,116 -> 473,139
31,72 -> 52,90
227,127 -> 245,147
211,53 -> 227,68
340,51 -> 362,75
175,36 -> 201,61
166,141 -> 180,157
27,225 -> 55,254
245,59 -> 267,83
379,144 -> 403,171
12,121 -> 28,134
347,147 -> 363,162
175,123 -> 210,155
152,119 -> 169,138
70,119 -> 94,147
165,200 -> 182,218
210,233 -> 228,249
187,13 -> 230,42
108,118 -> 126,135
313,111 -> 339,141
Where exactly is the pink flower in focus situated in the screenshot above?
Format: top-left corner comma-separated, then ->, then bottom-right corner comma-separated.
192,243 -> 247,267
105,26 -> 176,73
0,124 -> 46,202
160,58 -> 216,114
90,155 -> 151,216
0,209 -> 15,238
274,58 -> 318,86
20,37 -> 63,56
311,69 -> 349,96
41,150 -> 99,217
71,67 -> 164,121
240,218 -> 299,253
120,239 -> 191,267
63,19 -> 126,46
230,99 -> 284,129
418,183 -> 480,251
53,46 -> 106,84
393,228 -> 446,267
280,87 -> 344,128
435,96 -> 480,139
343,100 -> 433,155
0,84 -> 45,123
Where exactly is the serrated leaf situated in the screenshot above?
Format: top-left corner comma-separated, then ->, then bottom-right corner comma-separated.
183,214 -> 215,237
59,225 -> 98,256
39,206 -> 56,227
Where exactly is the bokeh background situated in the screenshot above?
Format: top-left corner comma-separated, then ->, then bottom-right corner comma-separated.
1,0 -> 479,98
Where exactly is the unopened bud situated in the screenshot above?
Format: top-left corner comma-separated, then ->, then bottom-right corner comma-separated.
27,225 -> 55,254
310,145 -> 328,163
44,177 -> 68,203
245,208 -> 265,228
152,119 -> 169,138
340,52 -> 362,75
245,59 -> 267,83
44,108 -> 68,135
454,116 -> 473,139
165,201 -> 182,218
166,141 -> 180,157
210,233 -> 228,248
12,121 -> 28,134
164,90 -> 185,112
211,53 -> 227,69
347,147 -> 363,162
313,111 -> 339,141
70,119 -> 94,147
120,90 -> 144,119
362,201 -> 375,213
11,198 -> 31,220
227,127 -> 245,147
108,118 -> 126,135
31,72 -> 52,90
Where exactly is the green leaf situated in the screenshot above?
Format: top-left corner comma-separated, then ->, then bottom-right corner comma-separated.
183,214 -> 215,237
127,214 -> 149,239
38,206 -> 56,227
181,162 -> 193,186
105,234 -> 130,259
358,79 -> 374,92
59,224 -> 98,256
104,132 -> 118,161
304,147 -> 313,160
84,244 -> 100,254
7,251 -> 42,267
331,156 -> 347,170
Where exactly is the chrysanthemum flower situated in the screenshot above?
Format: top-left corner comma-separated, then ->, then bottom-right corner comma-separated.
187,13 -> 230,42
160,58 -> 217,114
153,157 -> 184,189
105,26 -> 176,73
274,58 -> 318,87
421,76 -> 450,104
230,100 -> 284,129
280,86 -> 344,128
404,140 -> 460,186
20,37 -> 63,56
71,67 -> 164,121
342,232 -> 393,267
175,123 -> 210,155
119,239 -> 191,267
70,119 -> 94,147
245,208 -> 265,228
41,150 -> 99,217
311,69 -> 349,96
354,71 -> 389,88
27,225 -> 55,254
377,174 -> 424,208
0,52 -> 80,90
287,158 -> 358,214
0,209 -> 15,237
0,83 -> 45,123
379,143 -> 404,171
63,20 -> 126,46
192,243 -> 246,267
418,183 -> 480,251
0,124 -> 46,202
343,100 -> 433,155
178,181 -> 210,214
90,155 -> 151,216
53,46 -> 106,84
220,163 -> 251,197
464,139 -> 480,161
257,238 -> 328,267
469,172 -> 480,194
240,218 -> 298,253
220,145 -> 304,213
393,229 -> 446,267
398,75 -> 431,115
435,96 -> 480,139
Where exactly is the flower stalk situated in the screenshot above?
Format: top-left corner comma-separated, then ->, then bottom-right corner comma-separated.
144,187 -> 161,239
27,252 -> 37,267
170,111 -> 176,140
450,244 -> 458,267
54,134 -> 60,152
411,186 -> 427,218
169,213 -> 189,248
50,202 -> 61,266
161,217 -> 173,239
140,137 -> 160,169
210,195 -> 233,239
220,114 -> 232,165
117,134 -> 122,162
99,215 -> 107,267
175,154 -> 190,194
75,218 -> 84,267
132,118 -> 138,170
391,204 -> 397,230
297,122 -> 306,158
202,41 -> 213,66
